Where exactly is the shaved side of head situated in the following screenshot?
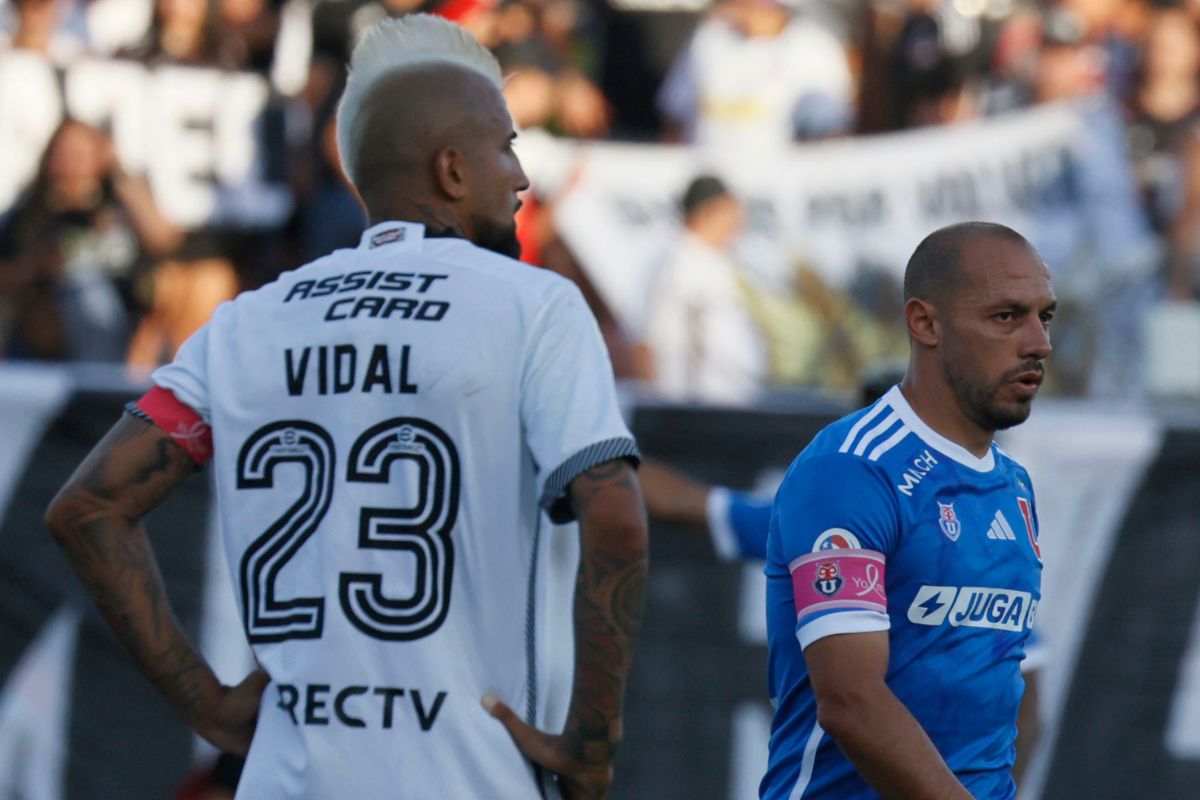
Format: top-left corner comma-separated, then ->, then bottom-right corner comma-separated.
351,64 -> 500,211
903,222 -> 1035,307
336,14 -> 501,188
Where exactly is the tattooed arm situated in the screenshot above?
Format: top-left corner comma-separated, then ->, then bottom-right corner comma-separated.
485,458 -> 648,799
44,414 -> 267,755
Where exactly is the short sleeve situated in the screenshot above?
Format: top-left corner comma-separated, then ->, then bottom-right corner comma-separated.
150,320 -> 214,424
706,487 -> 772,562
521,283 -> 639,523
772,453 -> 900,561
772,453 -> 900,649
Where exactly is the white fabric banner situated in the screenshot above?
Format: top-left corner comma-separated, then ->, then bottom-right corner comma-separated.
0,54 -> 291,229
518,98 -> 1152,330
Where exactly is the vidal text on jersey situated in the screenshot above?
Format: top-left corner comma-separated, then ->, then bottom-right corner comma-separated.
285,344 -> 418,396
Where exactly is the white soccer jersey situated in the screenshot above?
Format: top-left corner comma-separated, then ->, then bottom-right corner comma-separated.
150,221 -> 638,799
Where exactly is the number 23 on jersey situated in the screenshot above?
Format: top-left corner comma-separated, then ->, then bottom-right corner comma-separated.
235,417 -> 460,644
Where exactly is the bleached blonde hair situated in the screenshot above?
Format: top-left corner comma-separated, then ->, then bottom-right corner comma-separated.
336,14 -> 503,188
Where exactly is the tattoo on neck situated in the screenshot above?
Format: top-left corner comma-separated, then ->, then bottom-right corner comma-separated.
411,203 -> 463,239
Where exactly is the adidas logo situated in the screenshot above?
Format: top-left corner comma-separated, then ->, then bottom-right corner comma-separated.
986,510 -> 1017,541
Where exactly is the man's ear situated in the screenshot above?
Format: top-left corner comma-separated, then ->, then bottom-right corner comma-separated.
905,297 -> 940,348
433,146 -> 468,200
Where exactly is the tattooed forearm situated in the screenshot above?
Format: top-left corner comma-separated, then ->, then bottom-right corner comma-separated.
45,414 -> 219,727
563,459 -> 649,764
147,641 -> 217,720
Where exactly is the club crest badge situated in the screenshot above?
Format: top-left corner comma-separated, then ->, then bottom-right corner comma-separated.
813,561 -> 844,597
937,501 -> 961,542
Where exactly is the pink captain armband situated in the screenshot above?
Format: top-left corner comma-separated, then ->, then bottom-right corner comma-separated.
132,386 -> 213,465
789,549 -> 887,621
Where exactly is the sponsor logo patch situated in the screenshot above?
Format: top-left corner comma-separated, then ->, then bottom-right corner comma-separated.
908,585 -> 956,625
812,528 -> 863,552
370,228 -> 406,248
895,449 -> 939,496
907,585 -> 1035,631
937,501 -> 961,542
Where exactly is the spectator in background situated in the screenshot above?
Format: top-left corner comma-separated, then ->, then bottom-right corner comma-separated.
1032,7 -> 1107,102
1127,6 -> 1200,239
490,0 -> 611,138
858,0 -> 986,132
1019,6 -> 1160,396
658,0 -> 854,152
743,259 -> 904,392
287,73 -> 365,264
309,0 -> 429,66
1169,127 -> 1200,298
216,0 -> 280,74
117,0 -> 248,367
1131,6 -> 1200,299
121,0 -> 225,65
0,0 -> 90,61
124,243 -> 239,367
643,174 -> 768,404
1060,0 -> 1148,103
0,119 -> 180,362
499,47 -> 611,138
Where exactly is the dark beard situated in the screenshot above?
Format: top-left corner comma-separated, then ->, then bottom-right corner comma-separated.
941,354 -> 1035,432
474,221 -> 522,260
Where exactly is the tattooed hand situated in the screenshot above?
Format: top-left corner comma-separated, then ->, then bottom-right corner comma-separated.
482,693 -> 615,799
196,669 -> 271,756
486,457 -> 647,799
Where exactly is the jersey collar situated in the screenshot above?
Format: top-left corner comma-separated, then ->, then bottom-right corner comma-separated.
883,385 -> 996,473
358,221 -> 426,251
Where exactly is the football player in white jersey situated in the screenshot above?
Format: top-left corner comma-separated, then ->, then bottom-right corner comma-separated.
45,15 -> 647,800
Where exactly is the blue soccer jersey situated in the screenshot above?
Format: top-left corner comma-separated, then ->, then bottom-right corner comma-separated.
761,386 -> 1042,800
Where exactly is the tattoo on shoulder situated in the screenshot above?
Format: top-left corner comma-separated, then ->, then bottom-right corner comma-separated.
581,460 -> 627,481
69,415 -> 197,515
571,459 -> 638,513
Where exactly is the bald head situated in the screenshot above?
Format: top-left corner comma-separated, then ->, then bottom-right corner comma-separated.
351,64 -> 506,209
903,222 -> 1036,307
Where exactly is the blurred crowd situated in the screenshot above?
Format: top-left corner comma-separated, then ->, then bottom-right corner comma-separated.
1,0 -> 1199,401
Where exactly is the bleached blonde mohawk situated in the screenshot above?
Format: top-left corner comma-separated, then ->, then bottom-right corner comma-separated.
336,14 -> 503,187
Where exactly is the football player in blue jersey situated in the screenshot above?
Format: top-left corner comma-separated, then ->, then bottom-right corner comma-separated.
761,222 -> 1055,799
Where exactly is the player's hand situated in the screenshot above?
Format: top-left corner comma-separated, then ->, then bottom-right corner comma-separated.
195,669 -> 270,756
482,694 -> 615,799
